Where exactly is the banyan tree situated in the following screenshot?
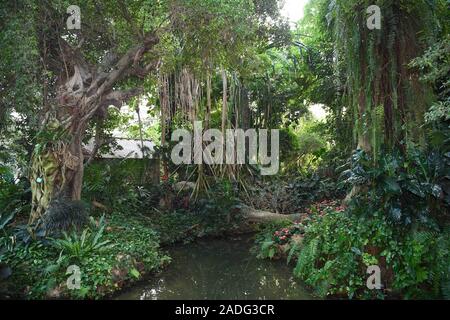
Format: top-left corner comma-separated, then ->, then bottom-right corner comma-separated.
29,7 -> 160,228
328,0 -> 441,156
24,0 -> 288,231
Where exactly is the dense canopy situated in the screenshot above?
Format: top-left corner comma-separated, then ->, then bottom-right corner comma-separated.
0,0 -> 449,301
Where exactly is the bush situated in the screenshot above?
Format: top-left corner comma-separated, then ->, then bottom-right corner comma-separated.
82,160 -> 161,213
1,212 -> 170,299
0,165 -> 30,227
145,180 -> 244,244
281,120 -> 329,175
341,149 -> 449,226
292,209 -> 450,299
253,220 -> 299,260
247,175 -> 345,214
50,216 -> 111,262
193,180 -> 243,232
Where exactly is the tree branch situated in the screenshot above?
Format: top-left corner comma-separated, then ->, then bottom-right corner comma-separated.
81,32 -> 159,122
100,88 -> 143,109
131,59 -> 160,79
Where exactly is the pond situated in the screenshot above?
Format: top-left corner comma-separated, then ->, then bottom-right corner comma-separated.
116,235 -> 314,300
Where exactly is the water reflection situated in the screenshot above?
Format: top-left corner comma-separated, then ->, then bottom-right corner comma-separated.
117,236 -> 313,300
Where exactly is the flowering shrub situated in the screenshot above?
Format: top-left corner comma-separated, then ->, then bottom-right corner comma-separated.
255,199 -> 348,260
273,228 -> 291,244
273,223 -> 304,245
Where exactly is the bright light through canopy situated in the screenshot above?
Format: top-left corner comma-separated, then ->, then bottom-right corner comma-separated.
280,0 -> 309,25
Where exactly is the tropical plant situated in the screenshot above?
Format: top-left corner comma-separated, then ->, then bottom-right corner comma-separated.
341,148 -> 449,226
292,209 -> 450,299
0,166 -> 31,228
51,216 -> 112,263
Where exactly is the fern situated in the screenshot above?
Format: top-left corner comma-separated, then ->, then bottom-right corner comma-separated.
257,239 -> 276,259
287,241 -> 300,265
294,237 -> 320,278
412,230 -> 434,244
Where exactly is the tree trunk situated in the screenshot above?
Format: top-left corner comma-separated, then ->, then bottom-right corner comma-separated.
29,137 -> 84,225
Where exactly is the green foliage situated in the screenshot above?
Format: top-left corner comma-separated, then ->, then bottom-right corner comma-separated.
0,0 -> 41,132
281,120 -> 330,175
104,212 -> 170,268
146,211 -> 201,244
292,210 -> 450,299
0,166 -> 31,265
50,216 -> 111,263
296,122 -> 328,157
274,223 -> 304,244
146,180 -> 243,244
254,220 -> 292,260
409,36 -> 450,100
254,220 -> 307,262
248,175 -> 345,214
287,176 -> 345,208
341,149 -> 449,225
1,0 -> 449,302
293,210 -> 390,298
0,166 -> 31,227
278,127 -> 300,163
425,101 -> 450,124
326,0 -> 441,152
443,272 -> 450,300
410,36 -> 450,152
2,212 -> 169,299
33,124 -> 70,155
84,160 -> 244,244
164,0 -> 289,72
193,180 -> 242,230
258,238 -> 277,260
83,160 -> 158,213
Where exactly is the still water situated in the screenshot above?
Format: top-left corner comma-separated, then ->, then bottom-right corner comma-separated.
117,235 -> 313,300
